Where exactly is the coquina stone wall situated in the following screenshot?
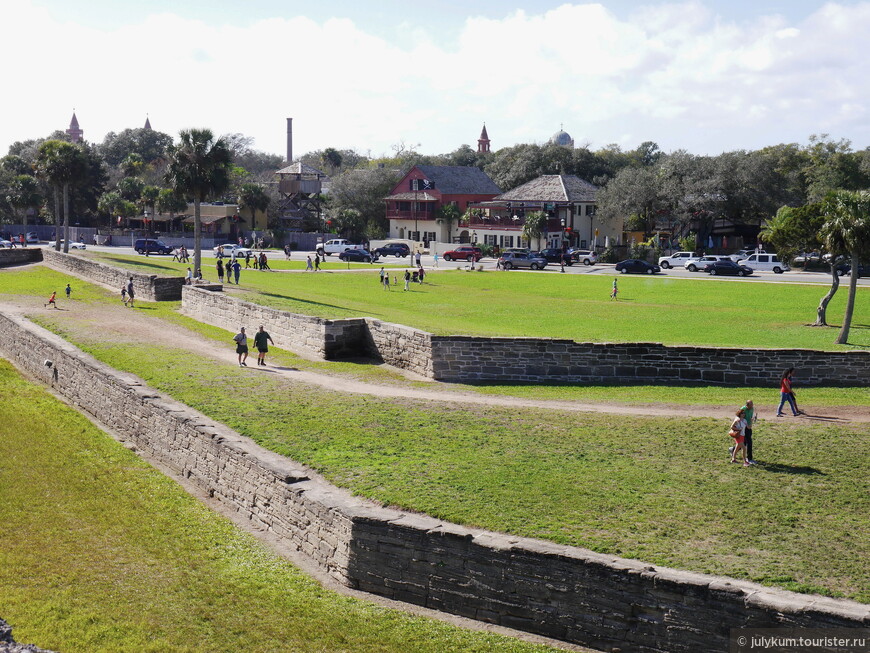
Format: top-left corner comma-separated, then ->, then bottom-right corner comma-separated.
181,286 -> 368,359
1,311 -> 867,653
0,248 -> 42,267
41,249 -> 184,301
181,287 -> 870,387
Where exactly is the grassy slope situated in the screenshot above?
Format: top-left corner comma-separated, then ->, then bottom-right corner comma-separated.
4,266 -> 869,602
88,251 -> 870,350
0,360 -> 557,653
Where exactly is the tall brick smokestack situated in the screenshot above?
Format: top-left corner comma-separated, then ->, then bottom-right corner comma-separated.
286,117 -> 293,163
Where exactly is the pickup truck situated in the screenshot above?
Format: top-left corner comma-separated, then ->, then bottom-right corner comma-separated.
316,239 -> 366,256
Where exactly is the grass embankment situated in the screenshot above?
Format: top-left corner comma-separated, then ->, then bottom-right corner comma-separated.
86,251 -> 870,350
7,266 -> 866,407
0,360 -> 560,653
4,267 -> 869,602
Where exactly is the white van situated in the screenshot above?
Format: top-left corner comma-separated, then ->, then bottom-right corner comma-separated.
737,253 -> 790,274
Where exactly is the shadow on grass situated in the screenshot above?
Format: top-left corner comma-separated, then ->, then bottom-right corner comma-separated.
758,462 -> 825,476
100,255 -> 179,274
258,291 -> 378,315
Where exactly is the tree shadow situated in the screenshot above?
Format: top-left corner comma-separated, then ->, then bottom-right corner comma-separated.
757,462 -> 825,476
101,255 -> 178,273
258,291 -> 375,314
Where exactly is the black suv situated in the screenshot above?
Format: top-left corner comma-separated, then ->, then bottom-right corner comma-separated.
537,248 -> 573,265
374,242 -> 410,257
134,238 -> 173,255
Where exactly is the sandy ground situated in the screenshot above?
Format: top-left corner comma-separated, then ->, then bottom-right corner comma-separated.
1,290 -> 868,424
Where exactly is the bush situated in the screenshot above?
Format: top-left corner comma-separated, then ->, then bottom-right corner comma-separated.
600,246 -> 619,263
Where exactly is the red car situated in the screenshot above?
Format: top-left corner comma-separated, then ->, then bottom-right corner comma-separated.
442,246 -> 483,262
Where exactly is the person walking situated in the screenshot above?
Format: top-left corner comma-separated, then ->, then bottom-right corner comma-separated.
245,250 -> 252,268
121,285 -> 127,306
126,277 -> 135,308
379,266 -> 386,285
185,267 -> 193,285
728,408 -> 749,466
65,283 -> 72,300
45,291 -> 57,308
382,273 -> 391,291
314,253 -> 321,271
415,250 -> 422,267
418,266 -> 425,283
741,399 -> 758,464
259,252 -> 270,270
232,259 -> 241,285
610,278 -> 618,300
306,255 -> 313,271
284,244 -> 292,260
776,368 -> 800,416
216,258 -> 225,284
233,327 -> 249,367
433,252 -> 439,267
404,269 -> 411,291
253,325 -> 275,366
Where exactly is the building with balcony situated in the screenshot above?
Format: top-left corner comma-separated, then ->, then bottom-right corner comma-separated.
467,175 -> 614,251
385,165 -> 501,245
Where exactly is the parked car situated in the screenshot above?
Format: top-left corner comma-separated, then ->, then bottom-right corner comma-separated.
316,239 -> 366,256
569,249 -> 598,265
134,238 -> 173,255
657,252 -> 696,269
374,242 -> 410,258
47,240 -> 86,250
728,248 -> 768,262
497,252 -> 548,270
213,243 -> 252,257
704,260 -> 753,276
737,253 -> 789,274
834,263 -> 867,278
442,246 -> 483,262
0,239 -> 13,248
684,255 -> 730,272
26,232 -> 39,243
338,248 -> 377,263
616,259 -> 660,274
537,248 -> 573,265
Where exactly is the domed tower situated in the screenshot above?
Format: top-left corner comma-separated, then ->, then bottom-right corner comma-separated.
549,124 -> 574,148
66,111 -> 83,143
477,123 -> 491,153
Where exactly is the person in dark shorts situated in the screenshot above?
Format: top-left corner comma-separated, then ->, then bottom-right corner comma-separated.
233,327 -> 249,367
126,277 -> 135,308
253,325 -> 275,366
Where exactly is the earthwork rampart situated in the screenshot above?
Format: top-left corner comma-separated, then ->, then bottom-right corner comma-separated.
181,286 -> 870,387
1,312 -> 866,653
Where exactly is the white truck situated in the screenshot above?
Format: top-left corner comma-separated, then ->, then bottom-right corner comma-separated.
316,239 -> 366,256
657,251 -> 697,269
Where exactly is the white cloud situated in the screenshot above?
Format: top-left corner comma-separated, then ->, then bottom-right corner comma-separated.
0,1 -> 868,159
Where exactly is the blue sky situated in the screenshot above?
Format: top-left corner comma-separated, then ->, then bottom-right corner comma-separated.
1,1 -> 868,159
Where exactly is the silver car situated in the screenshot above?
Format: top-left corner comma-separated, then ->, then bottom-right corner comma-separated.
498,252 -> 548,270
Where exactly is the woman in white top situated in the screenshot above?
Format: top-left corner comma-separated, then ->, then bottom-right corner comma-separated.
729,408 -> 749,466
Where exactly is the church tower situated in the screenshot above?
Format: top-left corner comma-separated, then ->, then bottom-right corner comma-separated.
477,123 -> 490,153
66,111 -> 83,143
144,115 -> 152,130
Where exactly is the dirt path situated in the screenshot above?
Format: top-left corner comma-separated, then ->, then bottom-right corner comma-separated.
2,293 -> 868,424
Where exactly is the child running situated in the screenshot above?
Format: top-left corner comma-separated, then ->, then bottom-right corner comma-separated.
45,291 -> 57,308
610,278 -> 618,300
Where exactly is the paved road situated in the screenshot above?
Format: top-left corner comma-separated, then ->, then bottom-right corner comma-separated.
43,244 -> 867,286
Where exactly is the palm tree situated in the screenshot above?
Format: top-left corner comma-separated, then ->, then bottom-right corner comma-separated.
140,185 -> 161,232
437,204 -> 461,244
165,129 -> 232,275
522,211 -> 548,250
821,190 -> 870,344
237,183 -> 270,233
7,174 -> 42,238
156,188 -> 188,230
35,140 -> 88,253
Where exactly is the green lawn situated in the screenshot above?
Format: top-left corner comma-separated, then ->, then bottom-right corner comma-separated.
0,360 -> 559,653
86,251 -> 870,350
4,266 -> 869,604
31,321 -> 870,603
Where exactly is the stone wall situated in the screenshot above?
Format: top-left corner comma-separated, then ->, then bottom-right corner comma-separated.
180,287 -> 870,387
0,248 -> 42,267
1,311 -> 867,653
41,249 -> 184,301
181,286 -> 368,359
429,337 -> 870,387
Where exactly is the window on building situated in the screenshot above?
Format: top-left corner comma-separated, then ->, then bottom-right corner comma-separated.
585,205 -> 596,216
398,202 -> 410,211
